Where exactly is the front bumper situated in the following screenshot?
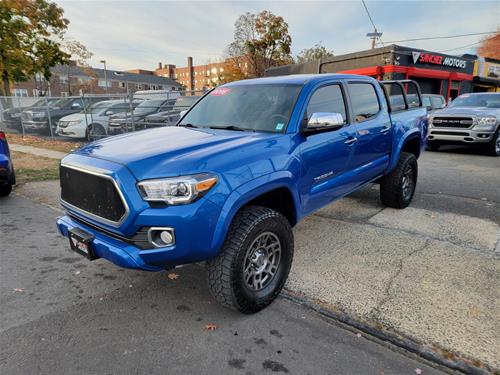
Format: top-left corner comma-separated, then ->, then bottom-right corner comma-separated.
57,215 -> 165,271
56,126 -> 85,138
23,120 -> 49,131
428,127 -> 495,144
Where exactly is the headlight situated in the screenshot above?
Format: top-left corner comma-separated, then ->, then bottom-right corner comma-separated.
428,115 -> 434,127
66,120 -> 82,127
474,116 -> 497,131
137,173 -> 217,205
11,113 -> 21,118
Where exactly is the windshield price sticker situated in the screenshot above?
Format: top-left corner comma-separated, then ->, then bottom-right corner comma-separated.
210,88 -> 231,96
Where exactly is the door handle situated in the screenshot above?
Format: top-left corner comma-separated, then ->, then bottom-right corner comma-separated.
380,126 -> 391,133
344,137 -> 358,145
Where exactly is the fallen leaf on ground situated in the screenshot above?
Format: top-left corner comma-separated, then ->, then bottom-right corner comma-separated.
356,333 -> 362,338
167,273 -> 180,280
204,323 -> 218,331
414,368 -> 422,374
13,288 -> 25,293
74,270 -> 81,275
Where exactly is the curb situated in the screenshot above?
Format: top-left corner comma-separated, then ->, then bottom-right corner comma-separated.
282,289 -> 493,375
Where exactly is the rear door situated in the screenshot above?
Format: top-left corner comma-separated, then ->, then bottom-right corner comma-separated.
299,82 -> 358,214
346,81 -> 391,183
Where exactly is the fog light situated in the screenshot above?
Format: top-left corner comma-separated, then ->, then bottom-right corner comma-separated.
147,227 -> 175,248
160,231 -> 173,244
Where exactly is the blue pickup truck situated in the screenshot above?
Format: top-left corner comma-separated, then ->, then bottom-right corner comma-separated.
56,74 -> 427,313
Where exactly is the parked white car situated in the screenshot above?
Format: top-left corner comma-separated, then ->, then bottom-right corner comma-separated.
56,99 -> 139,140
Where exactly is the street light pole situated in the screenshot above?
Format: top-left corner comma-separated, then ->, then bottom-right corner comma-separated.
100,59 -> 108,93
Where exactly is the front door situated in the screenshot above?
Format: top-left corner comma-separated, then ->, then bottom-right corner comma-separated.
299,83 -> 358,214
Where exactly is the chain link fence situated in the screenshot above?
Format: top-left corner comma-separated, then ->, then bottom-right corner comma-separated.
0,90 -> 205,142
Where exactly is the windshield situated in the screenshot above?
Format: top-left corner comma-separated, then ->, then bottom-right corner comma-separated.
134,99 -> 166,114
179,84 -> 301,132
87,101 -> 112,114
173,96 -> 199,110
450,93 -> 500,108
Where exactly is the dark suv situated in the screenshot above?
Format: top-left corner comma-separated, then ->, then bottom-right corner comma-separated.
21,97 -> 107,135
108,98 -> 175,135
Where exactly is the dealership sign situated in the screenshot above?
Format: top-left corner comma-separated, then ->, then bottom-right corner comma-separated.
412,51 -> 467,69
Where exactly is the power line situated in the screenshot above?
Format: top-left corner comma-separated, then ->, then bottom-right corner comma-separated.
361,0 -> 384,48
385,31 -> 496,44
438,41 -> 483,53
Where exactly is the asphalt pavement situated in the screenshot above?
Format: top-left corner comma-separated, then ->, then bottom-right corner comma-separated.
1,144 -> 498,374
0,195 -> 444,375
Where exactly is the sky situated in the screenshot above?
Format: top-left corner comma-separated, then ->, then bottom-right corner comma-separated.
56,0 -> 500,71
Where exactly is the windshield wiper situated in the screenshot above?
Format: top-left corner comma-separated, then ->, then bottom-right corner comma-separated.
207,125 -> 247,131
179,123 -> 199,128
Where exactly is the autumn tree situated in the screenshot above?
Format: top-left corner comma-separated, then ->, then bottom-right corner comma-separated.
296,42 -> 334,63
0,0 -> 70,97
62,40 -> 94,95
227,11 -> 293,77
477,31 -> 500,60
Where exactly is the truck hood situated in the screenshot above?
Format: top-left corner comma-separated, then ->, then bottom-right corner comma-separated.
74,126 -> 287,181
434,106 -> 500,117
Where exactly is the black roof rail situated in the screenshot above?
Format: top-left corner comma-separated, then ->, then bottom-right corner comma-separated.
379,79 -> 423,113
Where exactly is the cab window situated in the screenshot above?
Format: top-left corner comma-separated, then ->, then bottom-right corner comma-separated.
306,85 -> 347,124
348,83 -> 380,122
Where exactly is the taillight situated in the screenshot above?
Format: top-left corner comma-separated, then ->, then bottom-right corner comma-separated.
0,131 -> 6,141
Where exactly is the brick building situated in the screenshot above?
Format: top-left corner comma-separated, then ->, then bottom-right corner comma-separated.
173,56 -> 250,91
12,64 -> 183,97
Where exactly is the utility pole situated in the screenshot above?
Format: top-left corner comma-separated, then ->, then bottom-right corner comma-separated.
100,60 -> 108,93
366,29 -> 383,49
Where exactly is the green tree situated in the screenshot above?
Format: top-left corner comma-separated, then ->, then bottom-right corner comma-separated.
296,42 -> 334,63
0,0 -> 70,96
227,11 -> 293,77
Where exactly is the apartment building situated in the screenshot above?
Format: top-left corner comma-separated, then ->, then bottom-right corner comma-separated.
11,64 -> 183,97
174,56 -> 250,91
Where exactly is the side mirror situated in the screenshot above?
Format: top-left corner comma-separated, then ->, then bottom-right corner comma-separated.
105,110 -> 114,116
71,102 -> 82,109
179,110 -> 188,118
305,112 -> 344,132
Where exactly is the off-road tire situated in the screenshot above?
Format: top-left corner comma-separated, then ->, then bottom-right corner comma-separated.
485,130 -> 499,157
426,140 -> 441,151
206,206 -> 294,314
0,183 -> 12,197
380,152 -> 418,209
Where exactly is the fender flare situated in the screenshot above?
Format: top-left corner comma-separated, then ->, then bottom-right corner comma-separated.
210,171 -> 301,252
388,129 -> 422,172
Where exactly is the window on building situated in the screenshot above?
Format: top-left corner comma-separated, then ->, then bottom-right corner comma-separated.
306,85 -> 347,124
13,89 -> 29,97
348,83 -> 380,122
119,81 -> 126,88
98,79 -> 112,88
59,75 -> 68,84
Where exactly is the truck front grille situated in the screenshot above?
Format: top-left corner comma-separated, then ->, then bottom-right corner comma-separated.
432,117 -> 473,129
60,164 -> 127,226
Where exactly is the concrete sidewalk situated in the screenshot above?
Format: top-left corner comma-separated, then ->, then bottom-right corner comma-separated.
9,144 -> 67,160
14,180 -> 500,372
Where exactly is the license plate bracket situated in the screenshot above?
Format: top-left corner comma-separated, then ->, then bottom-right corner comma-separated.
68,227 -> 97,260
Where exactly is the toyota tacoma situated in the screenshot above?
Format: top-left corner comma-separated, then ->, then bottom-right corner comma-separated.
56,74 -> 427,313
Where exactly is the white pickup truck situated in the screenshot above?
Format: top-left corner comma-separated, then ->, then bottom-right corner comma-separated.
427,93 -> 500,156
